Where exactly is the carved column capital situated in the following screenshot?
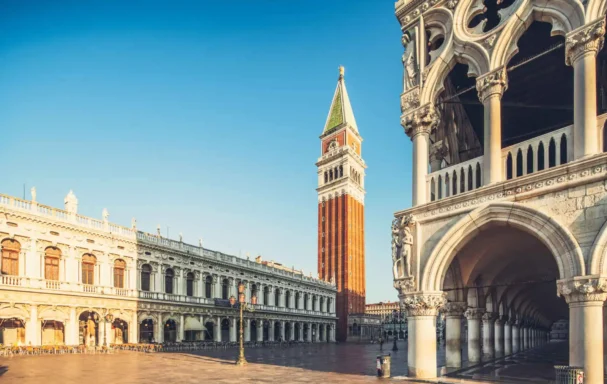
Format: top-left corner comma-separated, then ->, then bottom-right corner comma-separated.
400,291 -> 446,317
402,104 -> 439,139
464,308 -> 484,320
557,275 -> 607,304
476,67 -> 508,102
565,18 -> 606,66
443,301 -> 467,317
482,312 -> 498,322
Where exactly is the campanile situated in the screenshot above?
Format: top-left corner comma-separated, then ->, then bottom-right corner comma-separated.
316,66 -> 366,342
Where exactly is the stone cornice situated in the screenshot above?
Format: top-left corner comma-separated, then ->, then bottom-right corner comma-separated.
476,67 -> 508,102
565,18 -> 606,66
557,275 -> 607,304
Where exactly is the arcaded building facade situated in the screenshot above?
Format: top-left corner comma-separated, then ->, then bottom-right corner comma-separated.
317,67 -> 367,342
0,190 -> 337,347
391,0 -> 607,382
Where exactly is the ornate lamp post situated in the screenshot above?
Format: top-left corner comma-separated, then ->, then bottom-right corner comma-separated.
230,282 -> 255,366
392,310 -> 398,351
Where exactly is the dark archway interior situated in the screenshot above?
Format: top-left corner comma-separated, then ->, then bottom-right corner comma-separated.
439,21 -> 573,160
445,226 -> 567,326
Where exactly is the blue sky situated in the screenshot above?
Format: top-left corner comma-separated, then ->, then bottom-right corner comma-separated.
0,0 -> 412,302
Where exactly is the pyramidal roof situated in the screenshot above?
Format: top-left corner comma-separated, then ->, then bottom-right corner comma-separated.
322,66 -> 358,135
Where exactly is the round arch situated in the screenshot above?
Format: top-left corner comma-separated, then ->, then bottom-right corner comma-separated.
422,202 -> 585,291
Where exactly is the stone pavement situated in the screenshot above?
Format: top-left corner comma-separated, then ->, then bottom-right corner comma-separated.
0,341 -> 577,384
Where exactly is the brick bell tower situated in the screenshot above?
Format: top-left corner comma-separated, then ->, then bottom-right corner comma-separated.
316,66 -> 366,342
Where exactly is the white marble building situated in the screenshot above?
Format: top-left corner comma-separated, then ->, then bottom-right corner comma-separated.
392,0 -> 607,382
0,190 -> 336,347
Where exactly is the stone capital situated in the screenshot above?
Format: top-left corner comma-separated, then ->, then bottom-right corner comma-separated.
482,311 -> 498,322
476,67 -> 508,102
393,276 -> 416,295
565,18 -> 606,66
557,275 -> 607,304
464,308 -> 484,320
443,301 -> 467,317
401,104 -> 439,139
400,291 -> 447,317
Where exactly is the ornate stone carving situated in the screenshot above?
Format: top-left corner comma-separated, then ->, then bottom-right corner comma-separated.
394,276 -> 416,294
565,18 -> 606,66
482,312 -> 498,322
446,0 -> 459,9
557,276 -> 607,303
402,104 -> 440,138
464,308 -> 484,320
476,67 -> 508,102
401,87 -> 420,113
444,301 -> 467,317
402,31 -> 419,91
401,292 -> 446,316
392,214 -> 415,281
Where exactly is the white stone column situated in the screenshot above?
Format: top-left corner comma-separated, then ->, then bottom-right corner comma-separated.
465,308 -> 484,363
131,311 -> 138,344
26,305 -> 39,345
482,312 -> 496,360
280,321 -> 285,341
445,302 -> 466,368
512,322 -> 520,353
256,321 -> 263,342
566,19 -> 605,159
404,105 -> 438,206
269,321 -> 275,341
214,317 -> 221,342
494,317 -> 505,358
477,68 -> 507,186
244,319 -> 251,342
229,318 -> 237,342
68,307 -> 77,345
559,277 -> 607,384
522,326 -> 528,350
178,314 -> 185,342
504,320 -> 512,356
403,292 -> 446,379
154,315 -> 162,343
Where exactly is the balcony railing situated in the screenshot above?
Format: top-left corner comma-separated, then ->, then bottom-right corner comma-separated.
427,124 -> 574,202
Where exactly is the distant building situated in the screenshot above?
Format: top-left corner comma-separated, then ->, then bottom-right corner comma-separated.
365,301 -> 401,320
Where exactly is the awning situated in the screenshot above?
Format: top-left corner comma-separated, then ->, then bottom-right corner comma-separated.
184,316 -> 205,331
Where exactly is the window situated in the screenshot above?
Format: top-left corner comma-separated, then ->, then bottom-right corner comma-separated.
263,286 -> 270,304
1,239 -> 20,276
186,272 -> 194,297
44,247 -> 61,281
82,254 -> 96,285
114,259 -> 126,288
165,269 -> 174,294
222,279 -> 229,300
274,289 -> 280,307
251,284 -> 258,302
141,264 -> 152,291
205,275 -> 213,298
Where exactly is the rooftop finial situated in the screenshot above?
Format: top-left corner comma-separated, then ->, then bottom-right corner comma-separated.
339,65 -> 345,78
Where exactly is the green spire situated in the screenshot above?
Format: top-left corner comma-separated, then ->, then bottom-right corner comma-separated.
325,87 -> 344,132
322,66 -> 358,135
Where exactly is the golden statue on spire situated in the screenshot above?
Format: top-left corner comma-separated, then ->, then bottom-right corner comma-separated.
339,65 -> 345,78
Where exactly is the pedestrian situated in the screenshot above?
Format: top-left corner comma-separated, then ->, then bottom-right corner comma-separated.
376,357 -> 382,377
379,337 -> 383,350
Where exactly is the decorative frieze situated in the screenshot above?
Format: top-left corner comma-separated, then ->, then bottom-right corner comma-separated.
401,291 -> 447,316
565,18 -> 606,66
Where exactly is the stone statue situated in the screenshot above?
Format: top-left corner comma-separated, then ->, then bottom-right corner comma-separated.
402,31 -> 418,91
102,208 -> 109,221
114,326 -> 123,344
179,233 -> 183,242
199,238 -> 203,248
30,187 -> 37,202
131,217 -> 137,229
392,215 -> 415,280
157,225 -> 161,236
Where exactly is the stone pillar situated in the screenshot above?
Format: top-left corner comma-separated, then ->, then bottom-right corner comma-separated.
504,320 -> 512,355
522,326 -> 528,350
566,19 -> 605,159
26,305 -> 39,345
403,105 -> 438,206
214,317 -> 221,342
212,275 -> 220,299
269,321 -> 275,342
476,67 -> 507,185
444,302 -> 466,368
464,308 -> 484,363
494,318 -> 505,358
229,318 -> 237,342
155,315 -> 163,343
307,324 -> 312,342
482,312 -> 496,360
244,319 -> 251,342
280,321 -> 285,341
559,277 -> 607,384
512,322 -> 520,353
402,292 -> 446,379
179,314 -> 185,342
131,311 -> 138,344
256,321 -> 263,342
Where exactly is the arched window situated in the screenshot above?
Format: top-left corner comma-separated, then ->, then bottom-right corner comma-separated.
1,239 -> 20,276
516,149 -> 523,177
251,284 -> 258,302
339,165 -> 344,177
165,269 -> 174,294
312,296 -> 317,311
320,297 -> 325,312
329,170 -> 333,181
506,153 -> 513,180
82,254 -> 96,285
560,134 -> 568,165
285,290 -> 291,308
527,146 -> 534,174
186,272 -> 194,297
263,286 -> 270,304
274,289 -> 280,307
304,294 -> 309,310
548,138 -> 556,168
113,259 -> 126,288
222,278 -> 229,300
538,142 -> 545,171
295,292 -> 301,309
205,275 -> 213,298
44,247 -> 61,281
141,264 -> 152,291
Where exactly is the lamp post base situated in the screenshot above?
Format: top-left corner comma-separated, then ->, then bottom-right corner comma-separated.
392,339 -> 398,351
235,356 -> 248,366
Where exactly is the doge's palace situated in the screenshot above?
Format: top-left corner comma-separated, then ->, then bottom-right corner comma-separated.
391,0 -> 607,381
0,189 -> 336,348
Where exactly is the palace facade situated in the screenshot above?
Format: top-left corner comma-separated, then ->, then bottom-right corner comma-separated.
0,190 -> 337,347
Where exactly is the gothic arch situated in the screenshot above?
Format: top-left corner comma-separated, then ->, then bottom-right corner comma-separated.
422,202 -> 585,292
586,0 -> 607,22
491,0 -> 586,69
588,218 -> 607,274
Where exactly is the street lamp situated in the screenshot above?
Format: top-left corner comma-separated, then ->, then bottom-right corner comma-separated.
230,282 -> 255,366
392,310 -> 398,351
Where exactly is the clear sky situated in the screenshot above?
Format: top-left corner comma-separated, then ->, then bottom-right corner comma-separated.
0,0 -> 412,302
